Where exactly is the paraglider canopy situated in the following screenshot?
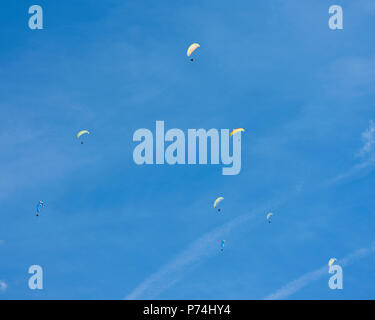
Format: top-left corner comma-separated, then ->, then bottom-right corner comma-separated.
229,128 -> 245,137
187,43 -> 200,59
77,130 -> 90,139
213,197 -> 224,209
266,212 -> 273,223
328,258 -> 337,268
220,240 -> 225,251
36,201 -> 44,216
77,130 -> 90,144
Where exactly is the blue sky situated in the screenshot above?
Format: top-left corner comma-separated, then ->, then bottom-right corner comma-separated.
1,0 -> 375,299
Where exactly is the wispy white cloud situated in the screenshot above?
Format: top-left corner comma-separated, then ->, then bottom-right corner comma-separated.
358,120 -> 375,157
124,188 -> 296,300
329,157 -> 375,184
264,243 -> 375,300
0,281 -> 7,293
262,120 -> 375,300
329,121 -> 375,184
125,210 -> 259,299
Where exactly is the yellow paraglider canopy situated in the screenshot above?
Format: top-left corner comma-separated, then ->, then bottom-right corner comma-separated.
77,130 -> 90,139
266,212 -> 273,220
328,258 -> 337,268
229,128 -> 245,137
213,197 -> 224,209
187,43 -> 200,57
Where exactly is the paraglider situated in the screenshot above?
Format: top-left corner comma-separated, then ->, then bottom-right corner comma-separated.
36,201 -> 44,217
187,43 -> 200,61
213,197 -> 224,213
328,258 -> 337,268
77,130 -> 90,144
229,128 -> 245,137
266,212 -> 273,224
220,240 -> 225,251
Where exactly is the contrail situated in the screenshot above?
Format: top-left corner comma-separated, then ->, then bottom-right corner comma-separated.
125,210 -> 259,299
328,157 -> 375,185
125,190 -> 297,300
264,243 -> 375,300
